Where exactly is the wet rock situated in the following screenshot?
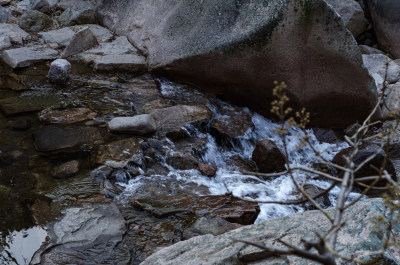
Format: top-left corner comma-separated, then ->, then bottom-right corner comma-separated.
38,107 -> 96,124
183,216 -> 241,240
11,118 -> 31,130
0,6 -> 11,23
362,54 -> 400,90
134,194 -> 260,225
31,203 -> 129,265
0,94 -> 65,116
150,105 -> 212,132
0,45 -> 58,69
97,0 -> 377,128
197,162 -> 217,177
61,27 -> 98,58
211,105 -> 253,140
34,126 -> 102,152
313,128 -> 338,143
38,27 -> 75,47
332,144 -> 397,186
48,59 -> 71,84
58,4 -> 95,26
96,137 -> 143,167
52,160 -> 79,178
18,10 -> 52,32
290,184 -> 331,210
31,0 -> 51,14
80,36 -> 146,72
0,23 -> 30,45
0,149 -> 23,166
359,45 -> 385,55
252,140 -> 286,173
141,198 -> 400,265
108,114 -> 157,135
367,0 -> 400,58
166,152 -> 197,170
142,98 -> 174,114
325,0 -> 367,38
0,73 -> 27,91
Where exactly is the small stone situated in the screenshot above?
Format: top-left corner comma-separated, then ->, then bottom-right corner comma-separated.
18,10 -> 52,32
197,162 -> 217,176
52,160 -> 79,178
252,140 -> 286,173
61,27 -> 98,58
108,114 -> 157,135
48,59 -> 71,84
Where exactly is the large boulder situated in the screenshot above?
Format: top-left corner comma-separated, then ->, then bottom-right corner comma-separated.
96,0 -> 377,128
141,198 -> 400,265
18,10 -> 52,32
366,0 -> 400,59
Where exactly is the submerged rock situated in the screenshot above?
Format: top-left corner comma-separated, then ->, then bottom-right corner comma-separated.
0,94 -> 65,116
34,126 -> 102,152
97,0 -> 377,128
141,198 -> 400,265
48,59 -> 71,84
252,140 -> 286,173
0,45 -> 58,69
38,107 -> 96,124
52,160 -> 80,178
96,137 -> 143,167
183,216 -> 241,240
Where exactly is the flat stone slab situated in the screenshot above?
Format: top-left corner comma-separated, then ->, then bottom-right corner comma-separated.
34,126 -> 102,152
142,198 -> 400,265
39,27 -> 75,47
31,203 -> 129,265
0,94 -> 66,116
1,46 -> 58,69
38,108 -> 96,124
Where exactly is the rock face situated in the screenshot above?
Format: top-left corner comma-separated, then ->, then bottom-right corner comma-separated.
97,0 -> 377,128
141,198 -> 400,265
325,0 -> 367,38
48,59 -> 71,84
252,140 -> 286,173
367,0 -> 400,58
1,45 -> 58,69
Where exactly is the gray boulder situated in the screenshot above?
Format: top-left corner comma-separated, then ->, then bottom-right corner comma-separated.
362,54 -> 400,91
31,0 -> 51,14
58,4 -> 95,26
0,6 -> 11,23
48,58 -> 71,84
97,0 -> 377,128
38,27 -> 75,47
108,114 -> 157,135
141,198 -> 400,265
325,0 -> 367,38
382,82 -> 400,119
18,10 -> 52,32
61,27 -> 98,58
1,45 -> 58,69
0,35 -> 11,51
367,0 -> 400,58
0,23 -> 30,45
359,45 -> 385,55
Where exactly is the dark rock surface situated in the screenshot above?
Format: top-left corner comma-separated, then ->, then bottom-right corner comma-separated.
252,140 -> 286,173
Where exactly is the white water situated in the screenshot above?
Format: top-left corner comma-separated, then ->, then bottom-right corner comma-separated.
117,81 -> 363,223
